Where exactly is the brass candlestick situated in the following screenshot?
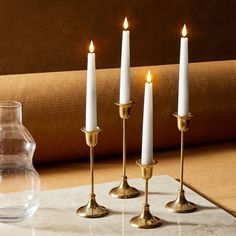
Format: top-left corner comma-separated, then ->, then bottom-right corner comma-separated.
165,113 -> 197,213
109,101 -> 140,199
129,160 -> 162,229
77,127 -> 109,218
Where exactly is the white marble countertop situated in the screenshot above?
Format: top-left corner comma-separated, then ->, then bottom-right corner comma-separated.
0,175 -> 235,235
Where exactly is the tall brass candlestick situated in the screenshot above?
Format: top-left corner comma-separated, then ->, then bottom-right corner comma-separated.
77,127 -> 108,218
109,101 -> 140,199
129,160 -> 162,229
165,113 -> 197,213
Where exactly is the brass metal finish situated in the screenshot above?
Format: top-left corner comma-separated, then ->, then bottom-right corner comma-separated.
109,176 -> 140,199
115,101 -> 133,119
77,194 -> 108,218
173,112 -> 192,132
129,204 -> 162,229
129,160 -> 162,229
165,190 -> 196,213
136,160 -> 155,180
109,101 -> 139,199
165,113 -> 197,213
77,127 -> 108,218
81,127 -> 101,147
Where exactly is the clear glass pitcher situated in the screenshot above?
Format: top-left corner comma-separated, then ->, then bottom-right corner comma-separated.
0,101 -> 40,222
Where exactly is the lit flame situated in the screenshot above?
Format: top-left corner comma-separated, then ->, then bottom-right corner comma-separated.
182,24 -> 187,37
147,70 -> 152,83
89,41 -> 94,53
123,17 -> 128,30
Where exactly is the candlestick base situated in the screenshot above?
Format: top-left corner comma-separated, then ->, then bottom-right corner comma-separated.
77,194 -> 108,218
129,204 -> 162,229
165,190 -> 197,213
109,176 -> 140,199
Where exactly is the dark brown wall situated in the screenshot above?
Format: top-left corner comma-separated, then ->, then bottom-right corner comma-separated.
0,0 -> 235,75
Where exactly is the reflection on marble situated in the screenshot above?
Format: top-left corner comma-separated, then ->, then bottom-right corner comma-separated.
0,176 -> 235,235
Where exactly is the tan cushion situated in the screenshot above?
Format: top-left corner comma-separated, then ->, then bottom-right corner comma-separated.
0,60 -> 235,163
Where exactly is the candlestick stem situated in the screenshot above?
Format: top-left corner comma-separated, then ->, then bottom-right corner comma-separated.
145,179 -> 148,205
77,127 -> 108,218
129,160 -> 162,229
165,113 -> 197,213
123,118 -> 126,177
90,146 -> 94,195
109,102 -> 140,199
180,130 -> 184,191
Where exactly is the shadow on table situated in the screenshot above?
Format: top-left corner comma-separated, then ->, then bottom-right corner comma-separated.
149,191 -> 173,195
161,220 -> 199,227
196,205 -> 218,211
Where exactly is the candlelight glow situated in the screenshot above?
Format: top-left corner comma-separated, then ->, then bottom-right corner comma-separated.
123,17 -> 128,30
147,70 -> 152,83
89,41 -> 94,53
182,24 -> 187,37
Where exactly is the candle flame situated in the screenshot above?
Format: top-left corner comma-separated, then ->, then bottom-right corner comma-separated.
147,70 -> 152,83
182,24 -> 187,37
89,41 -> 94,53
123,17 -> 128,30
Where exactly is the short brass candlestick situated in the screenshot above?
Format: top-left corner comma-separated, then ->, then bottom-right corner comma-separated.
165,113 -> 197,213
129,160 -> 162,229
109,101 -> 140,199
77,127 -> 108,218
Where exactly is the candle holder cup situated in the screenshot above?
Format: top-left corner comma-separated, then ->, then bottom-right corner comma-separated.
109,101 -> 140,199
129,160 -> 162,229
165,113 -> 197,213
77,127 -> 108,218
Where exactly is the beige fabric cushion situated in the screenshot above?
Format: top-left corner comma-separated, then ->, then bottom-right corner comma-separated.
0,60 -> 235,163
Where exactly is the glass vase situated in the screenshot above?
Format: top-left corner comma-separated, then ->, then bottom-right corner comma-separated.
0,101 -> 40,222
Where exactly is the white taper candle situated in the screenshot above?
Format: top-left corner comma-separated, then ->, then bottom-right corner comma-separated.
141,70 -> 153,165
85,41 -> 97,131
119,17 -> 130,104
178,24 -> 189,117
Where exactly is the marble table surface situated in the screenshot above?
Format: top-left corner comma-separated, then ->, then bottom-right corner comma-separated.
0,175 -> 235,235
